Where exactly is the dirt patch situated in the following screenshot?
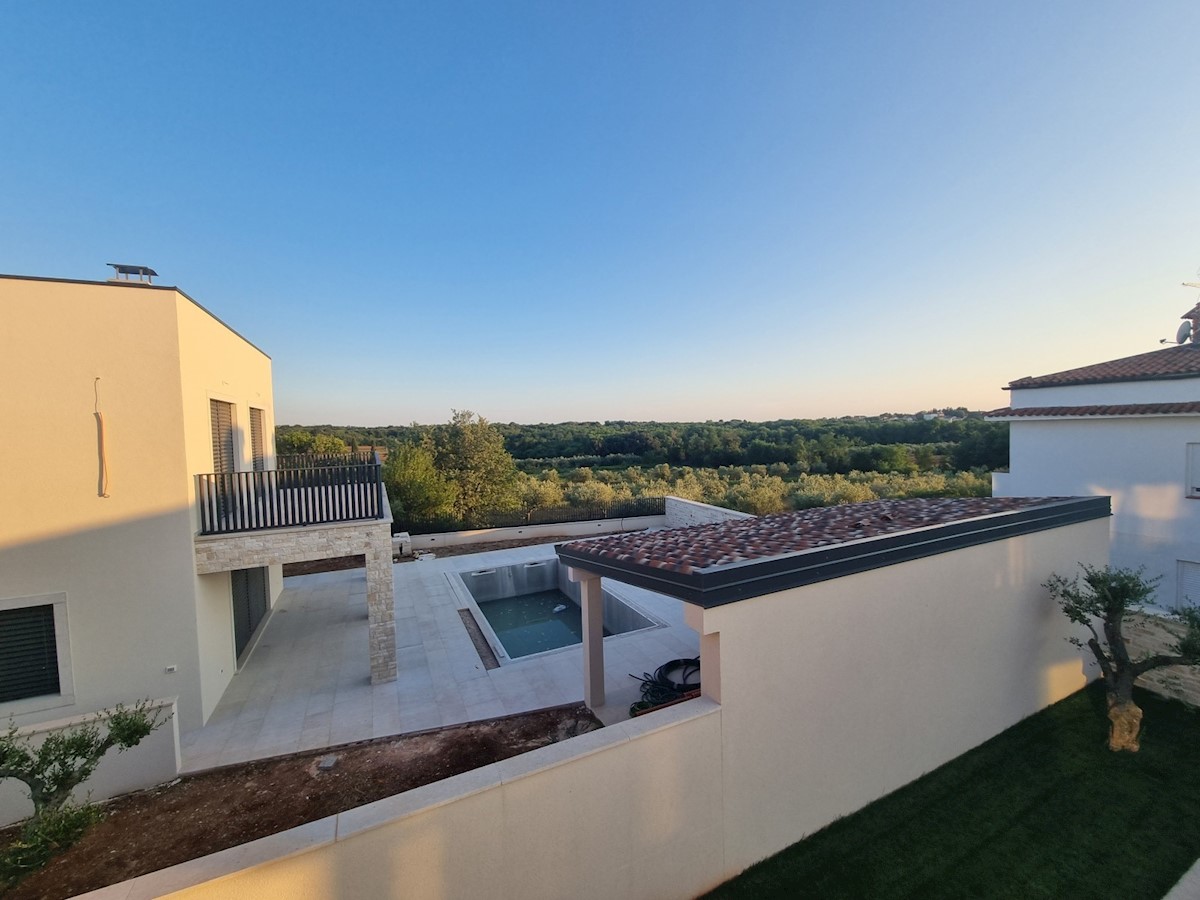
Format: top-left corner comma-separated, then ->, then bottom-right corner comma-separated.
2,704 -> 602,899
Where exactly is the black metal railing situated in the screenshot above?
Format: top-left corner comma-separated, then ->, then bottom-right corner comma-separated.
276,450 -> 378,469
197,461 -> 384,535
394,495 -> 666,536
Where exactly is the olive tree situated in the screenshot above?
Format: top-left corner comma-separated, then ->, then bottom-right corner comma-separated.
0,700 -> 169,885
1045,565 -> 1200,752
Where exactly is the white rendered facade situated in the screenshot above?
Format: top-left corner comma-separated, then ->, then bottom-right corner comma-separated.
991,337 -> 1200,609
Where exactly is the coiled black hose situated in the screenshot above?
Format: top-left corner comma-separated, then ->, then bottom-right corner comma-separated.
629,657 -> 700,715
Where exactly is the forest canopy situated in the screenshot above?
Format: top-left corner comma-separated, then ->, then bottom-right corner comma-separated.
276,411 -> 1007,530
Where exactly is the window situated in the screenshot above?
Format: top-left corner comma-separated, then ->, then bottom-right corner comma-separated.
0,593 -> 72,712
250,407 -> 266,472
1180,561 -> 1200,610
1189,444 -> 1200,498
211,400 -> 235,473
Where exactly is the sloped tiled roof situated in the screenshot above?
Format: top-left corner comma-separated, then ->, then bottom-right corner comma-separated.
987,401 -> 1200,420
1006,345 -> 1200,390
556,496 -> 1110,607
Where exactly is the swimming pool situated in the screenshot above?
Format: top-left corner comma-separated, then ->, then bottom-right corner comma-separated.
450,559 -> 659,662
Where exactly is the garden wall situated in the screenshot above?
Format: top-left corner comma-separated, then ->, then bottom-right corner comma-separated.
0,697 -> 179,827
664,496 -> 754,527
89,517 -> 1106,898
404,515 -> 665,552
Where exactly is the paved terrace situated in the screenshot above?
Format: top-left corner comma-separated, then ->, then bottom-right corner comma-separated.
180,541 -> 698,772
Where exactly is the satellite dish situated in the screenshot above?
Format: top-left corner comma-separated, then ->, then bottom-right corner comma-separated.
1178,321 -> 1194,345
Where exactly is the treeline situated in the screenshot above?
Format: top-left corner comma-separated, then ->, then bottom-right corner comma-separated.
277,410 -> 1008,474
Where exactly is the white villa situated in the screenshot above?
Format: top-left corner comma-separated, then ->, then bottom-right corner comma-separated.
0,268 -> 396,819
990,301 -> 1200,609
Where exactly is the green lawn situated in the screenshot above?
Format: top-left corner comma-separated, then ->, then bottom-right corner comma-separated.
706,682 -> 1200,899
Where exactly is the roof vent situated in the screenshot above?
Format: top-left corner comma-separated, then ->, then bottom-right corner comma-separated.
107,263 -> 158,285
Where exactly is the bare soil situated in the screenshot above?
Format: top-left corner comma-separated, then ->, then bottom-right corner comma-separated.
2,704 -> 602,899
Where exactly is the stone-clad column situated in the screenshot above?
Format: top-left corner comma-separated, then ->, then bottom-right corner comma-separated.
365,526 -> 397,684
568,567 -> 605,707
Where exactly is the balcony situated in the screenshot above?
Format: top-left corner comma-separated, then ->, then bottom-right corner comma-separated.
196,454 -> 386,536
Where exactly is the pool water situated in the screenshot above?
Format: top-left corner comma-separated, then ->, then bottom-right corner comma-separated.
477,589 -> 612,659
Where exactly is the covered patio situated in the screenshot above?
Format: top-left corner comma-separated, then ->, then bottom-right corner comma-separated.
180,540 -> 699,772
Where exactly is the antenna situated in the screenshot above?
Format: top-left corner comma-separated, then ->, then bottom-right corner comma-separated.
1177,321 -> 1193,345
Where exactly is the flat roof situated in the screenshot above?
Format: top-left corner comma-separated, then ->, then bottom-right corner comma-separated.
0,273 -> 270,359
556,496 -> 1111,607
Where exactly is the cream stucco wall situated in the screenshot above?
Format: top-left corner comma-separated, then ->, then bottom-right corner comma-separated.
0,275 -> 278,736
1000,415 -> 1200,607
700,516 -> 1108,873
122,701 -> 726,900
0,277 -> 203,730
103,514 -> 1108,899
174,291 -> 280,715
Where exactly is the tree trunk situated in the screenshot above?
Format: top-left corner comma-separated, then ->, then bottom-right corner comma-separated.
1107,693 -> 1143,752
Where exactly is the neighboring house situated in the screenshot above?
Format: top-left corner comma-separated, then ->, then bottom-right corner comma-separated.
989,302 -> 1200,609
0,269 -> 396,758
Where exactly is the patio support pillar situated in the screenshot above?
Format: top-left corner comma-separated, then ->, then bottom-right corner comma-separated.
567,567 -> 605,708
365,526 -> 397,684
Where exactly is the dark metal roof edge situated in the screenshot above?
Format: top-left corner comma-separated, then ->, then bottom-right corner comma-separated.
556,497 -> 1111,608
0,272 -> 271,360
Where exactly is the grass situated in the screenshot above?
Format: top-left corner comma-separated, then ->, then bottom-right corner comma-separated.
706,682 -> 1200,899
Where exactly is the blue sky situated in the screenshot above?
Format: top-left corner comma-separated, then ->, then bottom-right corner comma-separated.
3,2 -> 1198,425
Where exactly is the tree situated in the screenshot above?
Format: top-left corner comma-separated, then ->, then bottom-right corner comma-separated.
1045,565 -> 1200,752
310,433 -> 350,455
432,410 -> 519,526
0,700 -> 169,886
381,441 -> 457,522
275,428 -> 315,455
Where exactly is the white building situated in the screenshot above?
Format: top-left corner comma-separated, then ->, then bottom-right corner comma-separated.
990,302 -> 1200,609
0,268 -> 396,822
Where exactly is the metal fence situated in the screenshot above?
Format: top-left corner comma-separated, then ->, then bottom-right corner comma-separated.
394,495 -> 666,536
276,450 -> 378,469
197,462 -> 385,535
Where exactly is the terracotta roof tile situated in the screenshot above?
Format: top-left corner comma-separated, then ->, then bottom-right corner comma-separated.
987,402 -> 1200,419
559,497 -> 1066,576
1006,345 -> 1200,390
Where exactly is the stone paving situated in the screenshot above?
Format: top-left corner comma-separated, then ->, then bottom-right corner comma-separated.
179,541 -> 699,772
1125,612 -> 1200,707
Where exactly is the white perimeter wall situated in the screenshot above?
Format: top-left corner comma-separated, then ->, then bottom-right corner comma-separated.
0,698 -> 179,827
406,515 -> 666,551
664,496 -> 754,527
702,516 -> 1107,873
109,516 -> 1107,899
1000,417 -> 1200,607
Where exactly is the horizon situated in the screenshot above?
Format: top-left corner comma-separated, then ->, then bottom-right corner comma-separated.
277,406 -> 988,430
3,2 -> 1198,424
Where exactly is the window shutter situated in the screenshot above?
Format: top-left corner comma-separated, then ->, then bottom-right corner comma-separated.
1179,561 -> 1200,610
1189,444 -> 1200,498
250,408 -> 265,472
211,400 -> 235,473
0,605 -> 60,703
